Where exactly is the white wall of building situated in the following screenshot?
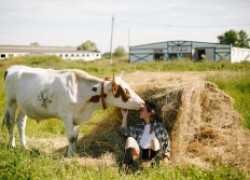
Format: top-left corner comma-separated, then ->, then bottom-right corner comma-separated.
0,51 -> 101,61
0,52 -> 29,60
231,47 -> 250,63
46,52 -> 101,61
0,45 -> 102,61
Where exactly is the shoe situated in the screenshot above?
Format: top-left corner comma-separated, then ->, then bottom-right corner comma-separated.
124,148 -> 133,165
151,150 -> 162,167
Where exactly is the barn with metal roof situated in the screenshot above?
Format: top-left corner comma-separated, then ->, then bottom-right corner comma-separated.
129,40 -> 250,63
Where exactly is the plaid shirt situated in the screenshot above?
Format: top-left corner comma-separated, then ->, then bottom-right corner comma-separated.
120,120 -> 171,158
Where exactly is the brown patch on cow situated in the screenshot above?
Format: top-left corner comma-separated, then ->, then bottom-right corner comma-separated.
89,95 -> 101,103
123,88 -> 131,102
104,77 -> 111,81
4,71 -> 8,80
89,94 -> 107,103
112,84 -> 131,102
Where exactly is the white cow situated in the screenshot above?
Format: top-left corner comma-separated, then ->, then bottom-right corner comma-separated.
3,65 -> 144,154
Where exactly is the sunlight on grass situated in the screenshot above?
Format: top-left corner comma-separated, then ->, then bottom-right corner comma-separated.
0,56 -> 249,179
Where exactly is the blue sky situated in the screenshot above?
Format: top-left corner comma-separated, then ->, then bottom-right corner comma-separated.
1,0 -> 250,52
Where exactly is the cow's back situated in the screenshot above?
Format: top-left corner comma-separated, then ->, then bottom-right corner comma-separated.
5,66 -> 67,119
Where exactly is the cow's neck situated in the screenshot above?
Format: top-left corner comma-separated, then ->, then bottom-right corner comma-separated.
73,82 -> 109,125
73,101 -> 102,126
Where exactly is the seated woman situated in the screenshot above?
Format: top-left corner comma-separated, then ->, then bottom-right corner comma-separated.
120,101 -> 170,166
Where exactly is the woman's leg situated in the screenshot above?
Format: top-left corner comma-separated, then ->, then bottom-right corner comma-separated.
150,138 -> 160,151
150,138 -> 161,164
125,137 -> 140,157
124,137 -> 140,165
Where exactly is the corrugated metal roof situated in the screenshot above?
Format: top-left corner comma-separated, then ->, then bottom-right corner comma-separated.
0,45 -> 101,53
130,40 -> 231,48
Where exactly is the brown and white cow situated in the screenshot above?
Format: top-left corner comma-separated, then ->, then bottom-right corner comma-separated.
3,65 -> 144,154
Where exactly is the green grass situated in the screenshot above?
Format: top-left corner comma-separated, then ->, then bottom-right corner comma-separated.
1,56 -> 250,77
0,56 -> 249,179
0,145 -> 246,180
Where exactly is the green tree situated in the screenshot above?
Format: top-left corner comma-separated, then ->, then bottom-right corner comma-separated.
217,29 -> 238,46
238,30 -> 250,48
77,40 -> 98,51
102,52 -> 110,59
30,42 -> 40,46
113,46 -> 127,57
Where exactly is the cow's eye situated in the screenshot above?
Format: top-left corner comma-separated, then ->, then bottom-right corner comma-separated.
92,87 -> 97,92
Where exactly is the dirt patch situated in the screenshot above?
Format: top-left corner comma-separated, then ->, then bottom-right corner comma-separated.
28,137 -> 68,153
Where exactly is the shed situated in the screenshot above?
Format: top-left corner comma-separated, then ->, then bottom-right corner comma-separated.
0,45 -> 101,61
129,40 -> 250,63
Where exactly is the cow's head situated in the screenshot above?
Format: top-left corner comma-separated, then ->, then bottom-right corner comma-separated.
90,74 -> 144,110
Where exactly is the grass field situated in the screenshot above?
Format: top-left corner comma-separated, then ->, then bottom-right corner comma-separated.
0,56 -> 249,179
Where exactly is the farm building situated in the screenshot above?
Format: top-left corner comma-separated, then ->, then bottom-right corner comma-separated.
129,40 -> 250,63
0,45 -> 101,61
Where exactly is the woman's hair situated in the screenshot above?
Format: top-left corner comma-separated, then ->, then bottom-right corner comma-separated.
145,101 -> 156,134
145,101 -> 156,115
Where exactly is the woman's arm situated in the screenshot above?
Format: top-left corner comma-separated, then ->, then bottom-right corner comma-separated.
154,122 -> 171,162
121,109 -> 128,128
162,128 -> 171,162
120,109 -> 129,137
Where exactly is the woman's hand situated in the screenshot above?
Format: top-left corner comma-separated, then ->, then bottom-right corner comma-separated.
121,108 -> 128,118
163,157 -> 169,163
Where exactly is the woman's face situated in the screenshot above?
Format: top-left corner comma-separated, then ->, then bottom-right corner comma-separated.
139,105 -> 152,121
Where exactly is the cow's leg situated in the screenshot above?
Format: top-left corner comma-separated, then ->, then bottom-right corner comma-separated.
17,110 -> 27,148
5,105 -> 17,147
63,118 -> 79,155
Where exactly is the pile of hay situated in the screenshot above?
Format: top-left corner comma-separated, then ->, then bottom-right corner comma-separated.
78,76 -> 250,174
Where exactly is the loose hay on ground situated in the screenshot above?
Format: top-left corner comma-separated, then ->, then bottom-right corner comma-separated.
76,77 -> 249,175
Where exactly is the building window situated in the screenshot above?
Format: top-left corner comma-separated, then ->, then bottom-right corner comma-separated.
1,54 -> 6,58
76,54 -> 79,57
65,54 -> 68,57
87,54 -> 89,57
71,54 -> 74,57
82,54 -> 85,57
96,54 -> 99,56
9,54 -> 14,57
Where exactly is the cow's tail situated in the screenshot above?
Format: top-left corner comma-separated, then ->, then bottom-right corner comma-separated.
2,70 -> 8,133
1,71 -> 9,137
4,70 -> 8,81
1,110 -> 10,133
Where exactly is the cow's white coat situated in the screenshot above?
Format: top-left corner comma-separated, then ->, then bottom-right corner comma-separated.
4,65 -> 144,154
